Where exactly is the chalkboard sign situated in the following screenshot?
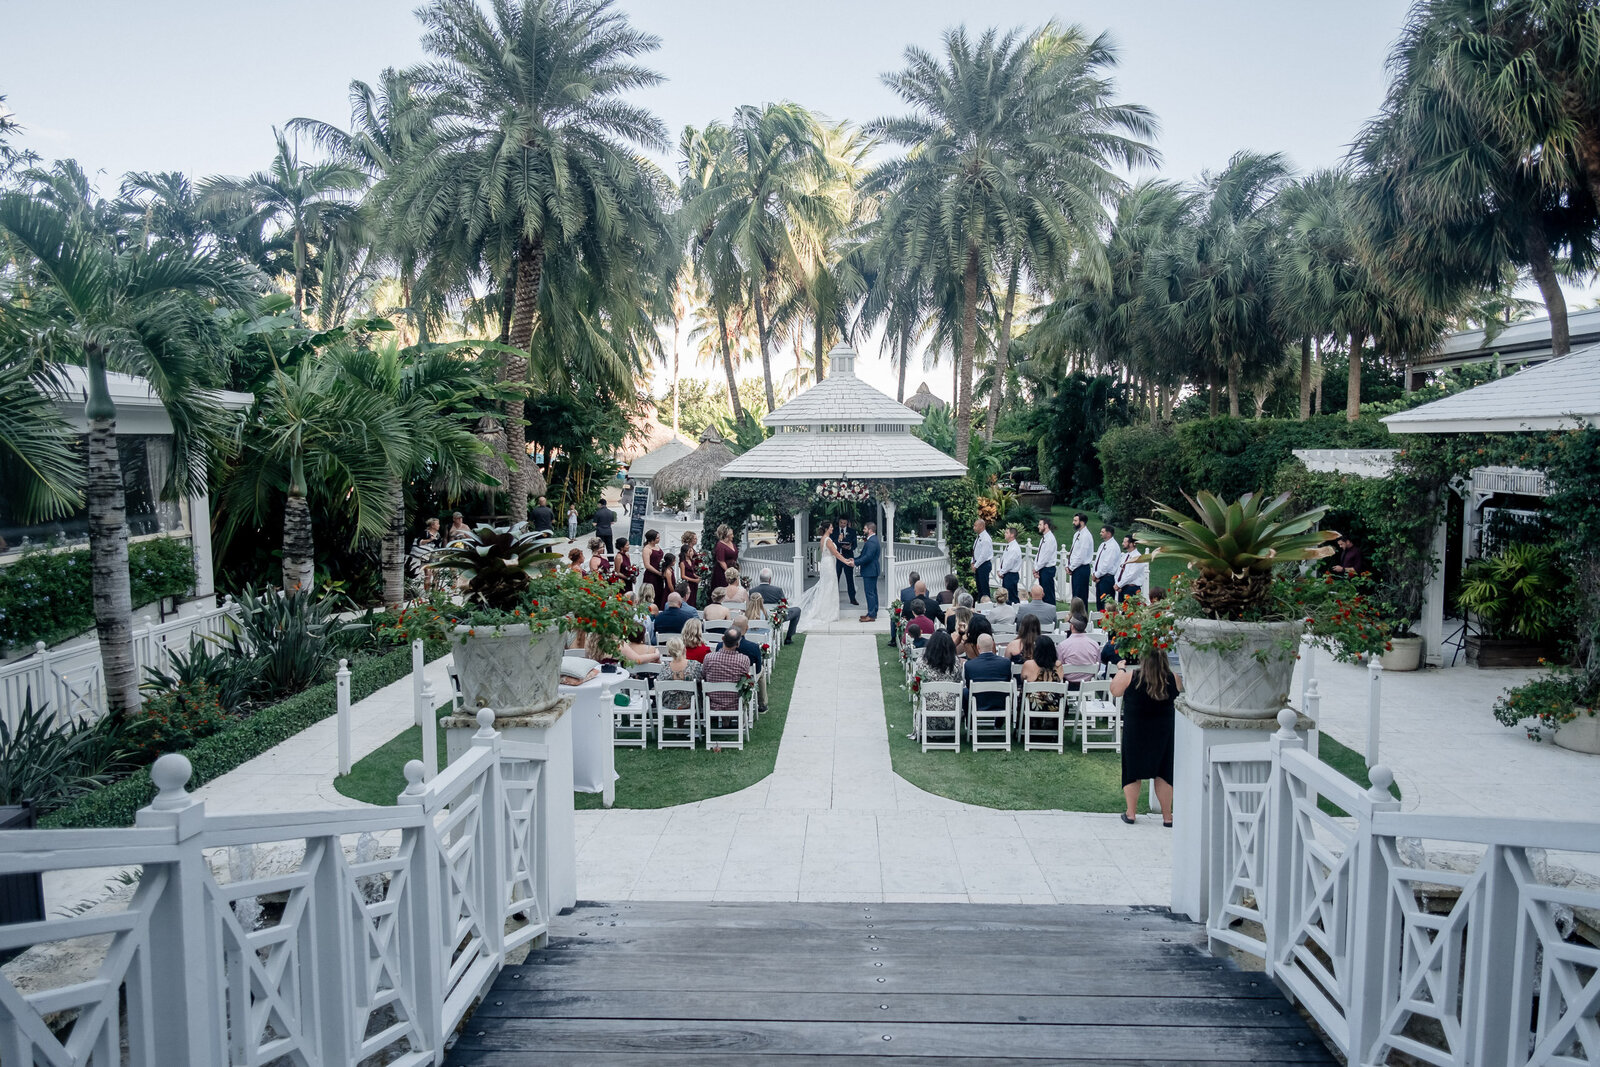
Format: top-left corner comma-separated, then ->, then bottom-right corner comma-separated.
627,485 -> 650,546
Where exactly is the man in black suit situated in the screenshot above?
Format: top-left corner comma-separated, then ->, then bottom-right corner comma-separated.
835,516 -> 859,606
530,496 -> 555,535
653,592 -> 698,635
963,633 -> 1012,712
592,502 -> 618,547
751,567 -> 799,644
891,569 -> 921,644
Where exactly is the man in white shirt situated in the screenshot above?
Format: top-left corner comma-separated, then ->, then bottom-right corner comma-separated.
971,518 -> 993,601
1068,513 -> 1094,606
997,526 -> 1023,606
1114,533 -> 1149,602
1034,518 -> 1059,607
1091,524 -> 1121,610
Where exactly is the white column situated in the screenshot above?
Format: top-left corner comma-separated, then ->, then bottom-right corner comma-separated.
935,504 -> 945,551
793,512 -> 805,593
884,499 -> 897,591
187,493 -> 215,600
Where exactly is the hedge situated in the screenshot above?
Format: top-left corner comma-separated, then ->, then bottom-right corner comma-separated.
0,537 -> 196,651
41,639 -> 448,828
1097,415 -> 1394,525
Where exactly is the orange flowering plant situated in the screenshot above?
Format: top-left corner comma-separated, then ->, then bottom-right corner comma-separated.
1099,593 -> 1178,664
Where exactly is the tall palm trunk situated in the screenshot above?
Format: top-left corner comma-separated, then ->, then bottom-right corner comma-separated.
715,302 -> 745,423
1346,329 -> 1366,422
896,328 -> 908,403
1226,355 -> 1242,417
505,232 -> 545,519
1522,215 -> 1570,357
1298,335 -> 1313,421
814,315 -> 826,381
84,355 -> 138,715
752,282 -> 777,412
984,258 -> 1020,441
671,342 -> 680,434
292,222 -> 307,316
380,476 -> 406,609
955,247 -> 979,467
1314,336 -> 1324,415
282,465 -> 315,594
1207,371 -> 1220,417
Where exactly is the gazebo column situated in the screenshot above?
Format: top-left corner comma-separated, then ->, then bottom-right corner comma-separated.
793,512 -> 805,593
1420,519 -> 1447,667
935,504 -> 946,552
883,499 -> 897,593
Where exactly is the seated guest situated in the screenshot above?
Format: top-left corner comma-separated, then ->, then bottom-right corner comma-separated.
937,573 -> 960,611
1007,614 -> 1042,664
653,592 -> 698,635
960,613 -> 993,660
701,629 -> 753,724
907,598 -> 938,644
729,624 -> 767,713
680,618 -> 711,662
750,567 -> 799,644
949,592 -> 975,646
893,569 -> 923,644
704,588 -> 731,620
1056,615 -> 1101,688
1021,635 -> 1062,686
984,587 -> 1017,628
659,637 -> 702,714
1017,584 -> 1057,630
914,630 -> 962,735
723,567 -> 748,604
615,624 -> 660,666
963,633 -> 1012,711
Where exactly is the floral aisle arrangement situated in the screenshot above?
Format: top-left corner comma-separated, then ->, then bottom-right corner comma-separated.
770,600 -> 789,630
814,479 -> 871,504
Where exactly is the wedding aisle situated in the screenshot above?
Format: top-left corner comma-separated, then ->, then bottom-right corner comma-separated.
573,633 -> 1171,904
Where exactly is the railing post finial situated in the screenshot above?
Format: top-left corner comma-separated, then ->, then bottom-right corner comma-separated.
474,707 -> 498,742
1274,708 -> 1298,740
402,760 -> 427,797
149,753 -> 194,810
1366,764 -> 1395,803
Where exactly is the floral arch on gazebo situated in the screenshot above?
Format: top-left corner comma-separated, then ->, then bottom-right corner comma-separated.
700,344 -> 974,610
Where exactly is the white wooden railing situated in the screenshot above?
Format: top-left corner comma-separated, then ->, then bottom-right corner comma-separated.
1,598 -> 240,727
1205,710 -> 1600,1066
0,708 -> 549,1067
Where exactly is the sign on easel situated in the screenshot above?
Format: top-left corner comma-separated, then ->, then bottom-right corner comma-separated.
627,484 -> 650,546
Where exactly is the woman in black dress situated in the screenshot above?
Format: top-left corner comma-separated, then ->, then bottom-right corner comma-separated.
1111,651 -> 1179,827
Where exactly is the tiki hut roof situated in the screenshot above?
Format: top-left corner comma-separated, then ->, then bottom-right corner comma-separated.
652,424 -> 737,496
474,418 -> 547,498
905,381 -> 947,413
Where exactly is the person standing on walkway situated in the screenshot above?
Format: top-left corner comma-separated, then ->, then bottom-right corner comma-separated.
1035,518 -> 1059,606
972,518 -> 993,601
1068,513 -> 1093,606
566,506 -> 578,540
1092,524 -> 1120,610
998,526 -> 1022,606
530,496 -> 555,535
711,524 -> 739,591
835,516 -> 859,607
855,522 -> 882,621
592,501 -> 618,548
642,529 -> 667,606
1114,534 -> 1147,602
1112,650 -> 1178,826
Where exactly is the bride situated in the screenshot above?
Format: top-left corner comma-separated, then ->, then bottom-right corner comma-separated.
796,520 -> 850,632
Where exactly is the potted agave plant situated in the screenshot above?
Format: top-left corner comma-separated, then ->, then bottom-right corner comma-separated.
422,523 -> 634,720
1137,491 -> 1340,718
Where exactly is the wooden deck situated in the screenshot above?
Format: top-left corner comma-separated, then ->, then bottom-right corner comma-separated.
446,901 -> 1336,1065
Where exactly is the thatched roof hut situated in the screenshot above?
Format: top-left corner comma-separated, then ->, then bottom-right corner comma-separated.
474,417 -> 547,498
905,382 -> 947,414
652,425 -> 736,503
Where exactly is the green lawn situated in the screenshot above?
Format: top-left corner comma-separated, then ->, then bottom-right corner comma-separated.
876,639 -> 1150,813
1042,503 -> 1182,606
336,635 -> 808,810
1315,731 -> 1402,817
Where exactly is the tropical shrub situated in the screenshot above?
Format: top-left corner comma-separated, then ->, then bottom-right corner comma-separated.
225,586 -> 364,699
1492,670 -> 1597,740
1456,544 -> 1569,643
1003,503 -> 1042,530
0,698 -> 135,813
126,681 -> 230,757
657,487 -> 690,512
0,537 -> 196,651
142,637 -> 259,711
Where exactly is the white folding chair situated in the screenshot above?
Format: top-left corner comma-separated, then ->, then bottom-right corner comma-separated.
612,677 -> 652,747
1076,679 -> 1122,753
1086,630 -> 1110,649
654,681 -> 699,749
967,681 -> 1014,751
445,662 -> 465,713
629,661 -> 665,681
918,682 -> 964,752
700,681 -> 746,749
1020,681 -> 1071,753
703,620 -> 731,636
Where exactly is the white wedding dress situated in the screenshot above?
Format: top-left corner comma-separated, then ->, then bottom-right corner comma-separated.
796,535 -> 845,632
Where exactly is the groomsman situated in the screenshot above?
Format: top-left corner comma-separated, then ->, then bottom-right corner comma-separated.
1091,524 -> 1120,609
998,526 -> 1023,606
971,518 -> 993,601
1034,518 -> 1059,606
1114,534 -> 1148,602
1068,513 -> 1094,605
835,516 -> 859,607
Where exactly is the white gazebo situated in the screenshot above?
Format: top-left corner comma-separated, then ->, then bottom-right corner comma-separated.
718,344 -> 967,608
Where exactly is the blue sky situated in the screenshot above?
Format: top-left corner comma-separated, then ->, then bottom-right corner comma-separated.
17,0 -> 1550,398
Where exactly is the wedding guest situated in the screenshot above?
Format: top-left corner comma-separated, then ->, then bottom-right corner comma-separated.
417,517 -> 442,550
723,567 -> 748,604
1113,648 -> 1179,826
704,588 -> 731,621
1330,534 -> 1366,577
950,592 -> 975,647
1056,615 -> 1101,689
702,629 -> 752,724
729,623 -> 767,713
750,567 -> 798,644
638,585 -> 658,619
963,633 -> 1012,713
937,573 -> 960,612
567,547 -> 585,574
679,531 -> 703,603
654,592 -> 697,635
530,496 -> 555,535
660,637 -> 703,717
616,624 -> 660,667
746,592 -> 769,627
960,614 -> 993,661
680,618 -> 711,663
566,506 -> 578,540
1017,584 -> 1057,630
1007,614 -> 1042,664
448,511 -> 471,540
984,588 -> 1018,628
1022,635 -> 1062,687
711,524 -> 739,590
613,537 -> 639,587
892,570 -> 922,645
914,630 -> 963,738
907,598 -> 938,645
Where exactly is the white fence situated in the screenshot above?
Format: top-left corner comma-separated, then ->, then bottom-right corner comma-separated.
0,599 -> 240,728
1205,711 -> 1600,1066
0,708 -> 549,1067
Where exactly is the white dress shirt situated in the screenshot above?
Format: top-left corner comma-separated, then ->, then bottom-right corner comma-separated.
1091,537 -> 1122,579
998,538 -> 1022,576
1069,527 -> 1094,569
1115,551 -> 1149,593
973,529 -> 993,567
1035,530 -> 1058,569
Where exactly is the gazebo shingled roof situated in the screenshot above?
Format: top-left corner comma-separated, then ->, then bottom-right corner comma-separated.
904,382 -> 947,413
652,425 -> 737,496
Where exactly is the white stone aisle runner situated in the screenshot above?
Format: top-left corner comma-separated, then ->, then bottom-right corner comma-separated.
575,633 -> 1171,904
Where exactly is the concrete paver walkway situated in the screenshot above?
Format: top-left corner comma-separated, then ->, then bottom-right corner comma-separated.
573,633 -> 1173,905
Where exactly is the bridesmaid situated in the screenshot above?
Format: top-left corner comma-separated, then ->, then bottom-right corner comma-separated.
642,529 -> 666,605
659,552 -> 680,598
613,536 -> 639,588
679,531 -> 702,604
711,524 -> 739,591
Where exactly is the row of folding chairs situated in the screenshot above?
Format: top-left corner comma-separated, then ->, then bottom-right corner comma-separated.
912,679 -> 1122,755
652,621 -> 778,682
612,662 -> 760,750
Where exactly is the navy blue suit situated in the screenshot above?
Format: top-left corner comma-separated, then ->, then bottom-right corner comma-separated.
963,652 -> 1012,711
855,534 -> 882,619
653,604 -> 697,635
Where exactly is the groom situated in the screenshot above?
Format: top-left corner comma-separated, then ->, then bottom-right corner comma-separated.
854,522 -> 882,622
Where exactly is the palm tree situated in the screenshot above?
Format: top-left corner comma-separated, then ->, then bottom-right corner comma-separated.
388,0 -> 671,516
867,23 -> 1156,465
202,129 -> 367,317
681,123 -> 750,424
0,192 -> 254,713
0,351 -> 81,523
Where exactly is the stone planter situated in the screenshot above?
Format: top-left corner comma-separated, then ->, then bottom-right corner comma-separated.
450,624 -> 564,720
1554,710 -> 1600,755
1465,635 -> 1555,669
1380,635 -> 1424,672
1175,617 -> 1304,719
